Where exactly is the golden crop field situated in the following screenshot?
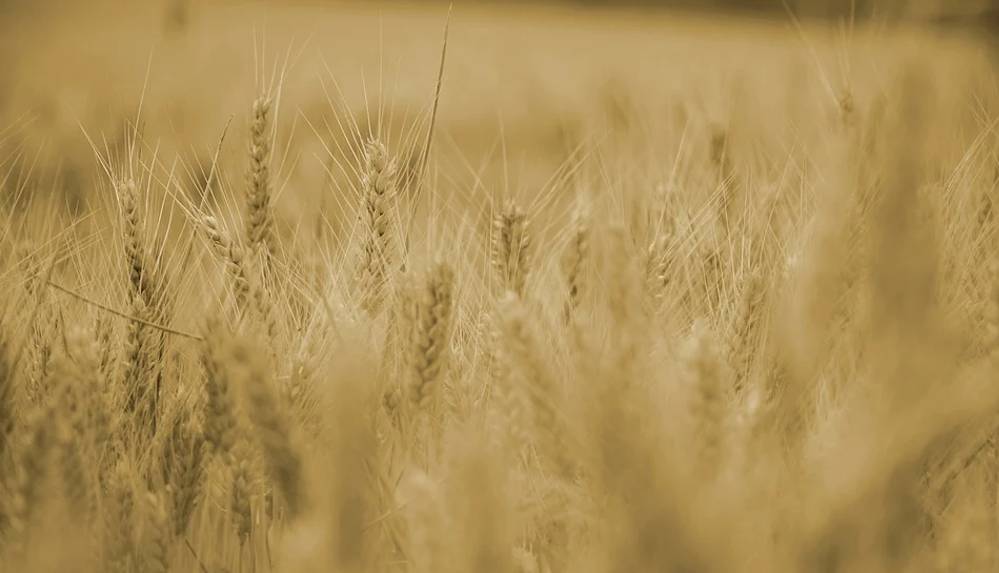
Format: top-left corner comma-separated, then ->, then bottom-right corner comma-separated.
1,1 -> 998,571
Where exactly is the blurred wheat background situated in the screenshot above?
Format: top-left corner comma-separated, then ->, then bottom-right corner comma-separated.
0,0 -> 998,571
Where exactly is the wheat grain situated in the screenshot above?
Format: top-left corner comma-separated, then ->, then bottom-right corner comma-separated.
491,201 -> 531,298
357,139 -> 398,315
246,96 -> 276,260
407,261 -> 455,411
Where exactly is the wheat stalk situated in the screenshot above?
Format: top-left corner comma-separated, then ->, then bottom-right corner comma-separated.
358,139 -> 398,315
245,96 -> 276,260
491,201 -> 531,298
407,261 -> 455,412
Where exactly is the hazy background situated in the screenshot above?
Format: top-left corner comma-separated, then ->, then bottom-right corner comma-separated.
0,0 -> 993,212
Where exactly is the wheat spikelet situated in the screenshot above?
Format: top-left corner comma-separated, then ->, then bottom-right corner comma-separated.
13,240 -> 42,299
497,293 -> 571,477
159,406 -> 205,537
644,189 -> 676,309
55,416 -> 93,523
286,341 -> 321,439
387,276 -> 420,392
644,236 -> 671,311
121,296 -> 161,438
119,179 -> 152,301
407,261 -> 455,411
24,312 -> 58,403
232,336 -> 304,519
729,270 -> 766,390
65,326 -> 117,511
4,406 -> 54,541
480,311 -> 529,452
491,200 -> 531,297
200,322 -> 238,458
199,214 -> 279,346
200,214 -> 252,313
357,139 -> 398,314
17,248 -> 57,402
246,96 -> 276,260
560,203 -> 589,321
229,441 -> 254,546
138,491 -> 170,573
117,178 -> 167,441
96,315 -> 117,381
496,295 -> 550,406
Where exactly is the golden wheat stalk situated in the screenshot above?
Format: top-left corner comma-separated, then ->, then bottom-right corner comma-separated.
491,200 -> 531,298
245,96 -> 277,261
407,261 -> 455,412
358,139 -> 398,314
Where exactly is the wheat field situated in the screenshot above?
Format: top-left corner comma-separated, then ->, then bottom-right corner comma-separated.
0,1 -> 998,571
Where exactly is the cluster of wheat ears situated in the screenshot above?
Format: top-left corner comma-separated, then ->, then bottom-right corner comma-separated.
1,18 -> 999,572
